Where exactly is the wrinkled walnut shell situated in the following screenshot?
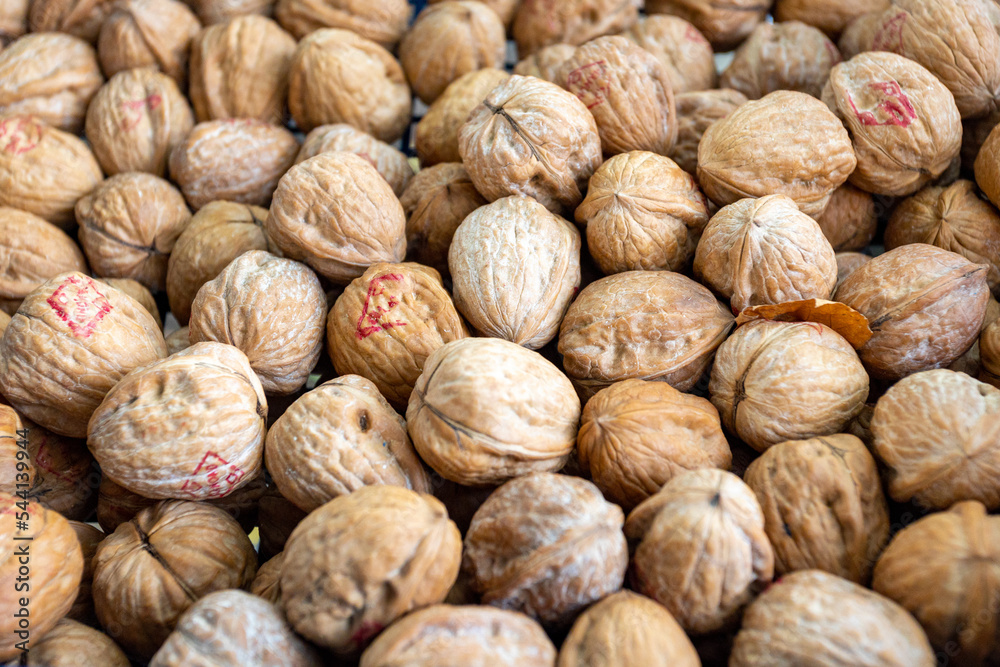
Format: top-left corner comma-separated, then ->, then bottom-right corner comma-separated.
97,0 -> 201,87
512,43 -> 576,83
645,0 -> 768,51
624,15 -> 716,95
670,88 -> 747,174
67,521 -> 103,624
297,124 -> 413,197
815,183 -> 878,252
774,0 -> 889,39
15,618 -> 129,667
512,0 -> 640,57
274,0 -> 412,47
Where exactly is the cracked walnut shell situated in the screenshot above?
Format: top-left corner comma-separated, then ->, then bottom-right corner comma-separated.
0,207 -> 86,314
670,88 -> 747,174
297,124 -> 414,197
645,0 -> 768,51
624,15 -> 716,95
274,0 -> 412,46
98,0 -> 201,87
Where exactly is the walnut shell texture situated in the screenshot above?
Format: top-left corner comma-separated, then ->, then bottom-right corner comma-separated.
624,15 -> 716,95
774,0 -> 889,38
20,417 -> 98,521
15,618 -> 129,667
274,0 -> 412,46
28,0 -> 115,42
646,0 -> 768,51
184,0 -> 276,24
0,207 -> 87,309
984,318 -> 1000,388
97,0 -> 202,86
0,1 -> 28,45
297,124 -> 414,197
250,552 -> 284,605
836,251 -> 872,289
512,0 -> 640,57
0,406 -> 30,496
815,182 -> 878,252
670,88 -> 747,174
512,43 -> 576,83
975,121 -> 1000,209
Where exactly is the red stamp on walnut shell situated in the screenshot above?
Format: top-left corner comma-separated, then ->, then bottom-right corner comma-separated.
567,61 -> 609,109
46,275 -> 113,339
872,13 -> 906,53
0,116 -> 42,155
120,93 -> 163,131
846,81 -> 917,127
356,273 -> 407,340
180,451 -> 245,498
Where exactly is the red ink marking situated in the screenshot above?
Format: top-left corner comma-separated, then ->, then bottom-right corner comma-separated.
872,12 -> 906,53
0,116 -> 42,155
351,621 -> 384,646
355,151 -> 377,168
120,93 -> 163,131
684,24 -> 708,45
567,61 -> 609,109
355,273 -> 408,340
46,275 -> 113,338
846,80 -> 917,127
180,451 -> 245,499
33,434 -> 72,484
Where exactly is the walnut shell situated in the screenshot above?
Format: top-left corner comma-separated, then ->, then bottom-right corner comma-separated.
964,108 -> 1000,174
415,67 -> 510,167
558,270 -> 735,399
709,320 -> 869,452
184,0 -> 275,24
645,0 -> 769,51
100,278 -> 161,330
464,472 -> 627,626
150,590 -> 321,667
76,173 -> 192,292
14,618 -> 129,667
66,521 -> 103,624
288,28 -> 411,141
984,318 -> 1000,388
624,15 -> 716,95
0,207 -> 87,312
512,0 -> 639,57
838,10 -> 882,60
0,494 -> 84,662
0,32 -> 103,133
0,406 -> 29,494
627,468 -> 774,634
815,182 -> 878,251
257,485 -> 307,561
360,604 -> 556,667
459,75 -> 602,215
280,485 -> 462,655
0,1 -> 27,45
297,124 -> 413,197
698,90 -> 857,217
834,243 -> 991,380
0,273 -> 166,437
836,251 -> 872,291
694,195 -> 838,312
274,0 -> 412,46
975,120 -> 1000,209
730,569 -> 934,666
28,0 -> 115,42
169,119 -> 299,210
670,88 -> 748,174
188,15 -> 296,124
512,43 -> 576,82
92,500 -> 257,659
164,326 -> 190,354
250,552 -> 284,605
98,0 -> 201,87
20,417 -> 98,521
774,0 -> 889,38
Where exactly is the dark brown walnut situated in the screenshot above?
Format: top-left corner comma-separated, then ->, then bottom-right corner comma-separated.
624,15 -> 716,95
430,0 -> 519,25
280,486 -> 461,655
450,196 -> 580,349
297,124 -> 414,196
730,570 -> 934,666
459,75 -> 602,215
871,369 -> 1000,509
288,28 -> 411,141
512,43 -> 576,82
188,15 -> 295,124
0,207 -> 87,315
975,121 -> 1000,212
257,485 -> 308,561
415,67 -> 510,166
399,2 -> 506,105
67,521 -> 103,624
0,273 -> 166,437
407,338 -> 580,485
627,469 -> 774,634
578,378 -> 731,511
360,604 -> 556,667
512,0 -> 639,57
835,244 -> 990,380
189,251 -> 325,394
836,251 -> 872,290
837,11 -> 882,59
149,590 -> 321,667
710,320 -> 869,452
76,173 -> 192,292
328,263 -> 468,406
984,318 -> 1000,388
645,0 -> 769,51
98,0 -> 202,86
699,91 -> 857,216
88,342 -> 266,500
464,472 -> 627,627
100,278 -> 161,330
0,494 -> 83,662
166,201 -> 270,324
400,163 -> 487,275
10,618 -> 130,667
265,152 -> 406,284
823,52 -> 962,197
28,0 -> 115,42
694,195 -> 838,312
92,500 -> 257,660
85,68 -> 194,177
250,552 -> 284,605
559,270 -> 735,399
18,417 -> 98,521
815,183 -> 878,251
744,434 -> 889,583
0,32 -> 102,133
774,0 -> 889,38
0,1 -> 27,45
183,0 -> 275,24
671,88 -> 748,174
169,119 -> 299,210
274,0 -> 412,46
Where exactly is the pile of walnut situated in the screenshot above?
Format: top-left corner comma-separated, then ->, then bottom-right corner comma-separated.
3,0 -> 1000,664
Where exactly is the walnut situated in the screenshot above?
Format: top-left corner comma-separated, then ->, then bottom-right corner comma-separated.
280,485 -> 462,655
670,88 -> 748,174
188,15 -> 296,124
430,0 -> 519,25
464,472 -> 627,626
0,33 -> 103,133
250,552 -> 284,605
274,0 -> 412,46
699,91 -> 857,216
98,0 -> 201,87
964,109 -> 1000,174
815,183 -> 878,251
774,0 -> 889,38
164,326 -> 190,354
459,75 -> 602,215
92,500 -> 257,659
265,152 -> 406,284
626,469 -> 774,634
984,318 -> 1000,388
558,270 -> 735,400
835,244 -> 991,380
28,0 -> 116,43
0,1 -> 27,45
0,273 -> 166,437
623,15 -> 716,95
75,173 -> 192,292
450,196 -> 580,349
415,67 -> 510,167
169,119 -> 299,210
645,0 -> 769,51
184,0 -> 276,24
837,11 -> 882,60
18,417 -> 98,521
0,407 -> 29,493
13,618 -> 130,667
257,485 -> 307,561
512,0 -> 639,57
730,570 -> 934,666
0,309 -> 9,338
297,125 -> 413,198
512,43 -> 576,82
975,121 -> 1000,210
288,28 -> 411,141
360,604 -> 556,667
399,2 -> 506,105
100,278 -> 161,330
835,251 -> 871,290
66,521 -> 103,624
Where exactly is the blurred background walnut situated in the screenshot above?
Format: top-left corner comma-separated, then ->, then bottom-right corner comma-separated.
297,124 -> 413,196
67,521 -> 104,625
274,0 -> 412,46
623,15 -> 716,94
670,88 -> 747,174
28,0 -> 115,42
512,0 -> 639,57
773,0 -> 889,38
182,0 -> 276,24
12,618 -> 130,667
97,0 -> 201,87
511,43 -> 575,82
814,183 -> 878,251
646,0 -> 769,51
100,278 -> 162,329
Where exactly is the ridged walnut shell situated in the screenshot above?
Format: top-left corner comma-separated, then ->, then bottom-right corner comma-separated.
102,279 -> 161,329
97,0 -> 201,87
280,485 -> 461,655
250,552 -> 283,605
512,43 -> 576,83
265,152 -> 406,284
744,434 -> 889,583
558,270 -> 735,399
431,0 -> 519,25
626,468 -> 774,634
87,341 -> 266,500
0,407 -> 30,496
297,124 -> 414,197
0,310 -> 9,338
671,88 -> 747,174
0,207 -> 86,313
834,243 -> 990,380
837,10 -> 882,59
464,472 -> 628,627
709,320 -> 869,452
274,0 -> 412,46
698,90 -> 857,217
984,318 -> 1000,388
0,273 -> 166,437
92,500 -> 258,659
458,74 -> 602,215
624,15 -> 716,94
773,0 -> 889,38
67,521 -> 103,624
0,1 -> 28,45
15,618 -> 129,667
645,0 -> 768,51
184,0 -> 275,24
28,0 -> 115,42
19,417 -> 98,521
815,183 -> 878,251
974,121 -> 1000,209
512,0 -> 639,57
